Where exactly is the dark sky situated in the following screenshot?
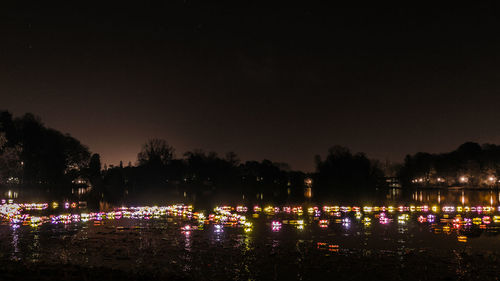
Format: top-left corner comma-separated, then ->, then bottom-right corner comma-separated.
1,2 -> 500,171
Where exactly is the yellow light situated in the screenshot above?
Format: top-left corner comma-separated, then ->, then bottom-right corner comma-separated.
355,212 -> 362,220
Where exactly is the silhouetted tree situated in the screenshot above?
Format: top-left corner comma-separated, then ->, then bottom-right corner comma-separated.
315,145 -> 383,198
0,111 -> 16,144
88,154 -> 102,178
0,133 -> 5,149
102,167 -> 126,204
137,138 -> 174,167
0,132 -> 22,183
225,151 -> 240,166
399,142 -> 500,187
0,111 -> 90,197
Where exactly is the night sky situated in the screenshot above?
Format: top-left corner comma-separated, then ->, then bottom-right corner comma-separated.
1,2 -> 499,171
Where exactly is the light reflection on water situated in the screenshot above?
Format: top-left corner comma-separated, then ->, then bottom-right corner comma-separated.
0,218 -> 497,280
3,195 -> 500,279
391,188 -> 500,205
10,226 -> 20,261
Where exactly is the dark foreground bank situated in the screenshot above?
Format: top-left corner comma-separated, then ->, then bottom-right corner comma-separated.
0,260 -> 189,281
2,250 -> 500,281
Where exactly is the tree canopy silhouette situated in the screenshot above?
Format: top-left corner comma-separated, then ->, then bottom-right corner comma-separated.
137,138 -> 174,167
399,142 -> 500,187
1,110 -> 392,206
314,145 -> 384,197
0,110 -> 90,193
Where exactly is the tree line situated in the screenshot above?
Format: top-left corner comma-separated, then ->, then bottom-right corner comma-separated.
0,111 -> 385,207
399,142 -> 500,188
0,111 -> 90,198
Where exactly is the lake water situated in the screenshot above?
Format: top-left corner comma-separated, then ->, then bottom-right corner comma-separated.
2,188 -> 500,280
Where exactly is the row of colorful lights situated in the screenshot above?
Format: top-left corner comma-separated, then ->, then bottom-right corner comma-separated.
2,202 -> 500,234
0,203 -> 201,228
216,204 -> 500,215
